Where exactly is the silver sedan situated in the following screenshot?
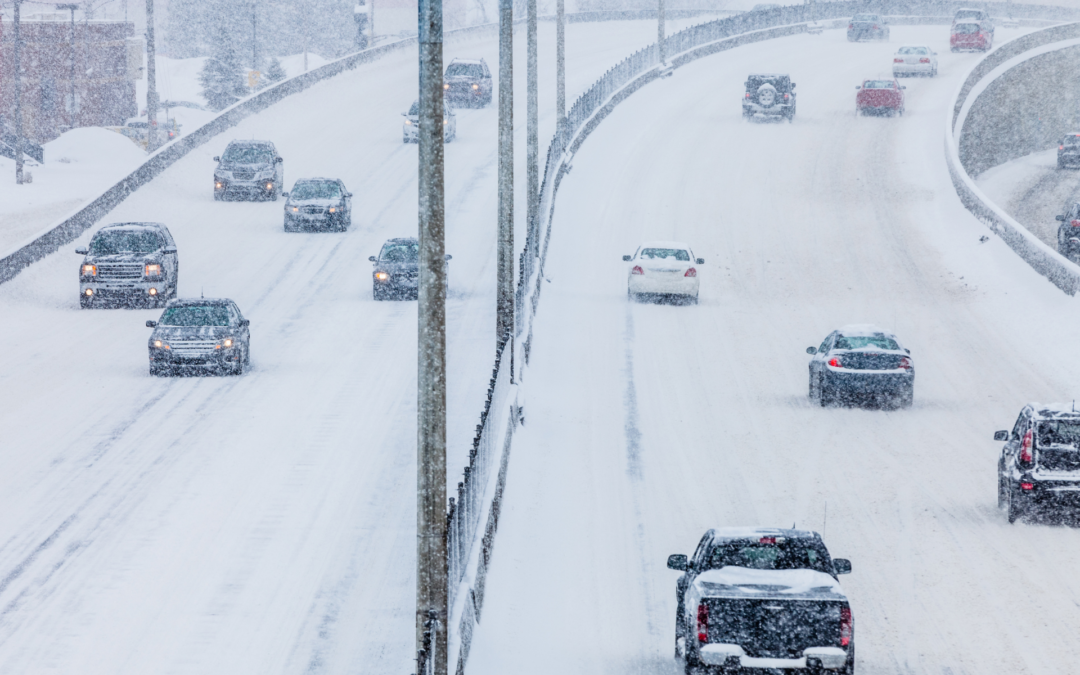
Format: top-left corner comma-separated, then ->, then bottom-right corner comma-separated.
892,45 -> 937,77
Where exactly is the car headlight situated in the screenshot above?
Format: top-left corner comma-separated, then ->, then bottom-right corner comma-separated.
221,338 -> 234,348
292,206 -> 299,212
444,119 -> 448,125
375,272 -> 390,281
145,263 -> 162,276
153,339 -> 166,348
405,119 -> 412,125
81,264 -> 96,276
329,207 -> 336,213
472,84 -> 479,90
444,83 -> 450,89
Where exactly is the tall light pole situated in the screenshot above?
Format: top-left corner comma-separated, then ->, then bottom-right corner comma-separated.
415,0 -> 447,668
658,0 -> 666,66
251,0 -> 258,72
496,0 -> 514,348
145,0 -> 159,151
13,0 -> 25,184
57,4 -> 78,128
526,0 -> 538,266
556,0 -> 565,136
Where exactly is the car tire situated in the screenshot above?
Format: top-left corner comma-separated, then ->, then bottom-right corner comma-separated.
1058,158 -> 1066,170
213,191 -> 223,201
79,294 -> 92,309
843,642 -> 856,675
819,377 -> 834,407
150,365 -> 166,377
898,385 -> 913,409
1006,481 -> 1024,523
374,285 -> 385,301
997,471 -> 1009,510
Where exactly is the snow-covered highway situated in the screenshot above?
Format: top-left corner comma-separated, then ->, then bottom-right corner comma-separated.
0,19 -> 700,675
468,25 -> 1080,675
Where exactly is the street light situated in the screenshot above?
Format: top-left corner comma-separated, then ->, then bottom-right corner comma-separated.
56,4 -> 79,129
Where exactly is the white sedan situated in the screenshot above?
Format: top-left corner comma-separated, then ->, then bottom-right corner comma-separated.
892,45 -> 937,77
623,241 -> 703,303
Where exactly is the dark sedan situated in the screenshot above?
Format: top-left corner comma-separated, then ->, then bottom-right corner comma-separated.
283,178 -> 353,232
369,238 -> 451,300
1055,201 -> 1080,260
847,13 -> 888,41
1058,133 -> 1080,169
146,298 -> 250,376
807,325 -> 913,408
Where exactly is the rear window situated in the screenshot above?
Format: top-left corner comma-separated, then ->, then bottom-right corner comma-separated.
160,305 -> 231,326
897,46 -> 928,55
90,230 -> 162,255
640,248 -> 690,261
953,23 -> 980,34
1036,420 -> 1080,447
381,241 -> 420,262
862,80 -> 896,89
705,538 -> 832,574
835,335 -> 900,350
446,63 -> 484,78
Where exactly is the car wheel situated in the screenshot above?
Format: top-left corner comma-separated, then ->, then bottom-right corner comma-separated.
1058,159 -> 1066,170
997,470 -> 1009,510
1006,481 -> 1024,523
374,286 -> 384,301
818,376 -> 831,407
79,294 -> 92,309
150,365 -> 166,377
898,385 -> 913,408
213,191 -> 223,201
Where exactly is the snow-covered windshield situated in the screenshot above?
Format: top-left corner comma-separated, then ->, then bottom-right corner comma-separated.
90,230 -> 162,255
160,306 -> 231,326
835,335 -> 899,350
898,46 -> 928,55
640,248 -> 690,261
381,242 -> 419,262
706,539 -> 832,573
1036,420 -> 1080,447
291,182 -> 340,200
446,63 -> 483,78
953,23 -> 980,34
863,81 -> 896,89
222,145 -> 273,164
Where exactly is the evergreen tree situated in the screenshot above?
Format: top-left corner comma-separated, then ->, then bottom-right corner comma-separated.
265,57 -> 287,85
198,29 -> 247,111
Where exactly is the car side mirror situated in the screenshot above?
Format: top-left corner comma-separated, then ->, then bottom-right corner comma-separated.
346,193 -> 353,198
667,554 -> 688,571
213,156 -> 220,162
900,85 -> 907,90
696,258 -> 705,264
75,247 -> 88,255
622,255 -> 632,261
240,319 -> 250,327
282,192 -> 289,198
790,82 -> 796,89
833,559 -> 852,575
994,430 -> 1009,441
855,86 -> 861,90
445,254 -> 453,261
806,346 -> 817,355
146,320 -> 157,328
1057,215 -> 1065,221
275,157 -> 283,163
163,246 -> 177,254
369,256 -> 377,262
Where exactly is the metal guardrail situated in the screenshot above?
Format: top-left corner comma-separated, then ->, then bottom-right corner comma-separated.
945,22 -> 1080,295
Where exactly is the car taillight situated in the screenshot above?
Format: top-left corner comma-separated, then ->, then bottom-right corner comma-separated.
840,607 -> 852,647
1070,220 -> 1080,228
697,603 -> 709,643
848,23 -> 853,29
1061,145 -> 1066,150
828,357 -> 842,368
899,356 -> 912,370
783,93 -> 789,100
684,268 -> 697,277
894,58 -> 904,63
745,92 -> 751,99
919,57 -> 930,63
1020,429 -> 1033,465
632,266 -> 644,275
1021,482 -> 1034,490
872,24 -> 878,29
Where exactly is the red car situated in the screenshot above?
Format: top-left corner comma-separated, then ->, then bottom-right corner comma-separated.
951,21 -> 993,51
855,79 -> 906,116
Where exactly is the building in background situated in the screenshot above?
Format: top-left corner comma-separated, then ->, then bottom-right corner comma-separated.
0,15 -> 141,144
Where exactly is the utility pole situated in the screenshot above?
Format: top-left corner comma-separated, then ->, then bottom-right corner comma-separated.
13,0 -> 24,184
252,1 -> 258,71
57,4 -> 78,128
370,0 -> 375,47
145,0 -> 159,151
496,0 -> 514,348
556,0 -> 565,136
658,0 -> 666,66
526,0 -> 538,264
415,0 -> 447,668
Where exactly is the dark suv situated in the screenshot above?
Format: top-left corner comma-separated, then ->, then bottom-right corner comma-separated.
213,140 -> 284,201
283,178 -> 353,232
146,298 -> 251,376
76,222 -> 178,309
742,74 -> 796,122
443,58 -> 492,108
1057,133 -> 1080,168
996,404 -> 1080,523
1054,201 -> 1080,260
369,237 -> 451,300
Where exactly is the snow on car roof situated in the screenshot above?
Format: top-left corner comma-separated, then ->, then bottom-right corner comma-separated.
1029,403 -> 1080,418
639,240 -> 691,250
449,58 -> 485,65
837,323 -> 896,338
708,526 -> 820,541
167,298 -> 232,307
100,222 -> 166,232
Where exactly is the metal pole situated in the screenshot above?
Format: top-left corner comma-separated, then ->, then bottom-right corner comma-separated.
496,0 -> 514,348
145,0 -> 159,151
13,0 -> 24,184
556,0 -> 565,135
252,1 -> 257,71
55,5 -> 77,127
526,0 -> 538,266
416,0 -> 447,667
658,0 -> 665,66
370,0 -> 375,47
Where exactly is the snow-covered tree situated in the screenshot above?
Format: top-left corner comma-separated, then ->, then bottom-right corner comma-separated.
265,57 -> 287,84
198,29 -> 247,111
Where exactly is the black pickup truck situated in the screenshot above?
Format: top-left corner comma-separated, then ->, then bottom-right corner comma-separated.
668,528 -> 854,674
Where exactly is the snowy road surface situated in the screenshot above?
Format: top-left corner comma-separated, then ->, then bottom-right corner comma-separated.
0,20 -> 697,675
467,26 -> 1080,675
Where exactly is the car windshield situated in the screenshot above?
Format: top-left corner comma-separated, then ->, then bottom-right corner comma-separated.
446,63 -> 484,78
90,230 -> 162,255
898,46 -> 928,55
706,538 -> 832,573
291,182 -> 340,200
640,248 -> 690,261
381,242 -> 420,262
853,14 -> 878,21
159,305 -> 231,326
1036,420 -> 1080,447
222,145 -> 273,163
953,23 -> 980,33
863,80 -> 896,89
835,335 -> 900,350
